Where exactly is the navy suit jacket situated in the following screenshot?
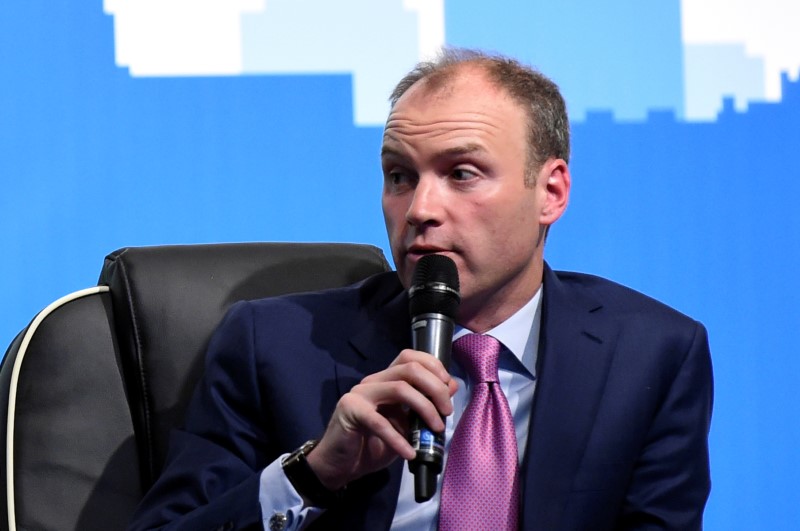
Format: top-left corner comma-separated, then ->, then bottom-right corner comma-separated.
130,265 -> 713,530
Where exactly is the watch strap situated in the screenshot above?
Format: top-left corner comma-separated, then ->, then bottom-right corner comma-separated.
281,440 -> 343,508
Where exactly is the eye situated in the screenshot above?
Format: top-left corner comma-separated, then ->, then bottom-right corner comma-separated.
451,167 -> 478,181
384,169 -> 416,192
388,171 -> 406,186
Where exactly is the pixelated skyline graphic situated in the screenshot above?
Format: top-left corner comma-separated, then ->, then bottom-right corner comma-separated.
104,0 -> 800,124
103,0 -> 444,125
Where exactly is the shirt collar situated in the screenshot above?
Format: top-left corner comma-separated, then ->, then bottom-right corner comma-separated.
453,285 -> 543,377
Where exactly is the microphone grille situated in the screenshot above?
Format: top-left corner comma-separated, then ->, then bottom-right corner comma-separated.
409,254 -> 460,318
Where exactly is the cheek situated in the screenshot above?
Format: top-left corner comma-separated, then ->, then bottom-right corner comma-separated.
382,199 -> 399,232
383,212 -> 404,243
477,206 -> 536,257
382,202 -> 407,258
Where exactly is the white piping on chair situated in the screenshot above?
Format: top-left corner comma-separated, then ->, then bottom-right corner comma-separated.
5,286 -> 110,531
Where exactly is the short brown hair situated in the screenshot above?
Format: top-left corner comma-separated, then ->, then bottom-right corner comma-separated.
390,48 -> 570,185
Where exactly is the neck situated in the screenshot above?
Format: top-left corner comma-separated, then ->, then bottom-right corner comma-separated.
457,273 -> 543,333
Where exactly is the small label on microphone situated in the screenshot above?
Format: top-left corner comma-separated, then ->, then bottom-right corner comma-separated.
411,320 -> 428,330
410,428 -> 444,459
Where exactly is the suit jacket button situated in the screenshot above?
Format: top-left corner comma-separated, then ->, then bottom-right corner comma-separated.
269,513 -> 288,531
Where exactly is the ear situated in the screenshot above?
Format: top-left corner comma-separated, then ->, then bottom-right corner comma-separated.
538,158 -> 570,226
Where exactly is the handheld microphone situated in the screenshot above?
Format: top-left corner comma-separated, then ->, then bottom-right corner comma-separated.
407,254 -> 460,503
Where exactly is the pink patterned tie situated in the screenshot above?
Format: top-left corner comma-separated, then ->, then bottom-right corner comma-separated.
438,334 -> 520,531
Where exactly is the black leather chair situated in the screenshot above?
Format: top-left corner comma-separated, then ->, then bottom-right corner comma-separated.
0,243 -> 391,531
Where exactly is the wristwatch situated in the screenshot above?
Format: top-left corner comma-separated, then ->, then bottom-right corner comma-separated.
281,440 -> 344,508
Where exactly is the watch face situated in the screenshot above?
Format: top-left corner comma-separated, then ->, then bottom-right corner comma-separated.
283,440 -> 318,466
300,440 -> 319,455
269,513 -> 288,531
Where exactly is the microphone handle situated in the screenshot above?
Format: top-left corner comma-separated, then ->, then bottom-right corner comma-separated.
408,312 -> 455,502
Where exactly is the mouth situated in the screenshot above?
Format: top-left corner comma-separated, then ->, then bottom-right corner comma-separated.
405,246 -> 450,262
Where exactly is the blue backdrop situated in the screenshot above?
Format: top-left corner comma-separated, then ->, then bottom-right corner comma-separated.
2,1 -> 798,528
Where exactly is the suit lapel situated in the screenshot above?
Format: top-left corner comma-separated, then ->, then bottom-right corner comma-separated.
330,274 -> 410,530
520,265 -> 620,529
348,285 -> 410,380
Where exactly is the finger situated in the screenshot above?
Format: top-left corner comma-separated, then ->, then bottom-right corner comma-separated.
357,407 -> 416,460
447,377 -> 459,397
380,404 -> 411,435
350,380 -> 447,432
337,392 -> 417,460
361,362 -> 454,416
390,349 -> 452,383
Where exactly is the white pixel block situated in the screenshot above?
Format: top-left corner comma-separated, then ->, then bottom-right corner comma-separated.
104,0 -> 445,125
104,0 -> 265,76
682,0 -> 800,101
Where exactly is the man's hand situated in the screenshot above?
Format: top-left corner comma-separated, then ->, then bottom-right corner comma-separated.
305,349 -> 458,491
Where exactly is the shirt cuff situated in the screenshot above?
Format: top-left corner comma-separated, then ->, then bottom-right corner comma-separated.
259,454 -> 325,530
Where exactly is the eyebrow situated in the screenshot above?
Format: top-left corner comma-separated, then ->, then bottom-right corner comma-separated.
380,145 -> 405,159
380,142 -> 487,159
439,143 -> 486,157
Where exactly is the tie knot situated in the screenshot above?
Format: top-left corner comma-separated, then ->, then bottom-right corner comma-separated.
453,333 -> 502,383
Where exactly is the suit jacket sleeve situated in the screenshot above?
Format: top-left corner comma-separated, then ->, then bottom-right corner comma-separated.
128,302 -> 272,531
620,320 -> 713,530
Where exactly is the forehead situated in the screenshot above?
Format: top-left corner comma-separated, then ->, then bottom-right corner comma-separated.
391,66 -> 516,117
383,67 -> 527,151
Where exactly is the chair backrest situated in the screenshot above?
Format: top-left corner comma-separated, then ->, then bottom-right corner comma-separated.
0,242 -> 391,531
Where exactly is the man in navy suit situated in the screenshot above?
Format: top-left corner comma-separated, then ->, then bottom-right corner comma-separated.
130,49 -> 712,530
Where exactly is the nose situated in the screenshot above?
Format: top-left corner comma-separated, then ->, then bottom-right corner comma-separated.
405,175 -> 444,228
